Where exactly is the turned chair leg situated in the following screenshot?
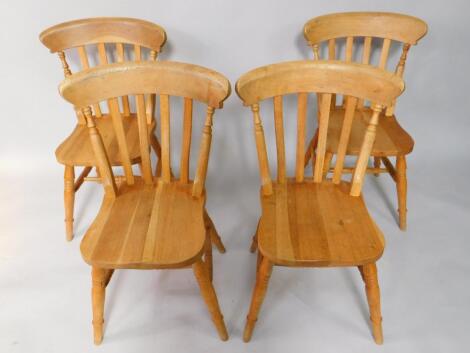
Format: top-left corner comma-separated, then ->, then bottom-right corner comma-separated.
204,234 -> 213,282
64,165 -> 75,241
243,255 -> 273,342
396,155 -> 407,231
204,211 -> 226,253
192,259 -> 228,341
360,263 -> 383,344
373,157 -> 381,176
91,267 -> 112,345
250,221 -> 260,253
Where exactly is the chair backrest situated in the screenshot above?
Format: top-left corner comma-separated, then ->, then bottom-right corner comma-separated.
40,17 -> 167,119
236,60 -> 404,196
303,12 -> 426,115
59,61 -> 231,198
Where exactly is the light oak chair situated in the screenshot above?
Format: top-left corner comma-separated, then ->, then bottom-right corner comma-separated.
59,61 -> 231,344
39,18 -> 167,241
303,12 -> 427,230
236,60 -> 404,343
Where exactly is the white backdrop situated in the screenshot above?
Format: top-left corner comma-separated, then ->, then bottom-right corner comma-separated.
1,1 -> 469,352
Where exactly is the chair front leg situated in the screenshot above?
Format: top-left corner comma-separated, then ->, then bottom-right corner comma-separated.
243,255 -> 273,342
360,263 -> 383,344
91,267 -> 110,345
64,165 -> 75,241
192,259 -> 228,341
396,155 -> 407,230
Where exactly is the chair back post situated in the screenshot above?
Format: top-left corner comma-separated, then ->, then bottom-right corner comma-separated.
350,103 -> 383,196
252,103 -> 273,196
192,106 -> 215,197
82,106 -> 117,197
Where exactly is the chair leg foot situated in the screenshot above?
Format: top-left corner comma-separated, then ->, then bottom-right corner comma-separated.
64,165 -> 75,241
92,267 -> 109,345
192,259 -> 228,341
360,263 -> 383,344
373,157 -> 381,177
396,155 -> 407,231
243,255 -> 273,342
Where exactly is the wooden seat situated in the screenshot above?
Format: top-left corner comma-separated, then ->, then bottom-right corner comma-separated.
258,180 -> 384,267
303,12 -> 427,230
59,61 -> 231,344
236,60 -> 404,344
56,114 -> 146,166
326,108 -> 414,156
81,179 -> 206,269
40,18 -> 167,240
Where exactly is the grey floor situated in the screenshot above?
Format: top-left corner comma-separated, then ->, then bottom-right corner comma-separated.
1,153 -> 468,353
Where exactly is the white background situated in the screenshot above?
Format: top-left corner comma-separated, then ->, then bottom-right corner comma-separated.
1,1 -> 469,352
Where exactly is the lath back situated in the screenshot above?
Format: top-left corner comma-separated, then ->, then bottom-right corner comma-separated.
40,17 -> 167,119
236,60 -> 404,196
303,12 -> 426,115
59,61 -> 231,198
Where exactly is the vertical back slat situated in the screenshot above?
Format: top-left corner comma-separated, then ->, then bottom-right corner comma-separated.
313,93 -> 332,183
192,107 -> 215,197
350,104 -> 383,196
273,96 -> 286,183
378,38 -> 391,69
328,39 -> 336,107
252,104 -> 272,195
180,98 -> 193,183
97,42 -> 108,64
345,36 -> 354,62
109,97 -> 135,185
160,94 -> 171,183
134,45 -> 142,61
136,94 -> 153,184
295,93 -> 308,182
342,37 -> 354,107
332,96 -> 358,184
97,43 -> 113,115
115,43 -> 131,116
357,37 -> 372,109
77,46 -> 102,117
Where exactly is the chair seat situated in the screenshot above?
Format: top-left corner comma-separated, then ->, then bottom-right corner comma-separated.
326,108 -> 414,156
80,178 -> 206,269
258,180 -> 385,267
55,114 -> 143,166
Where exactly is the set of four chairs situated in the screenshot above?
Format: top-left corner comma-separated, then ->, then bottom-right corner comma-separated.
40,12 -> 427,345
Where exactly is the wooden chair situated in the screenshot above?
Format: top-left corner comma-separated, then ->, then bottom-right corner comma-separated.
236,60 -> 404,343
40,18 -> 226,252
303,12 -> 427,230
59,61 -> 231,344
